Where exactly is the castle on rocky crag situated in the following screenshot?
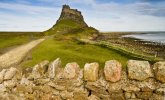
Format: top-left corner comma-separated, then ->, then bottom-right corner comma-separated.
56,4 -> 88,27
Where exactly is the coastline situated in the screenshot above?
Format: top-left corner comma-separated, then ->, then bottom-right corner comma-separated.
96,32 -> 165,60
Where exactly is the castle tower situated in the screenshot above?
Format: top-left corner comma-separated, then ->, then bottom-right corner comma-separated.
57,5 -> 88,27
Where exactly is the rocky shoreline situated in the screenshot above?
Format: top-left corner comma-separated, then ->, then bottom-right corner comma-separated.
96,32 -> 165,59
0,58 -> 165,100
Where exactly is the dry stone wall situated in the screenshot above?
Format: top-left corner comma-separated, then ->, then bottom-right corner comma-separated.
0,58 -> 165,100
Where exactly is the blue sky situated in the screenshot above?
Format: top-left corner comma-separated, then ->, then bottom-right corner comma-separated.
0,0 -> 165,32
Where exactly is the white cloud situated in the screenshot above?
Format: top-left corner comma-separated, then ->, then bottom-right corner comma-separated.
0,2 -> 60,15
0,2 -> 61,31
82,2 -> 165,31
0,11 -> 57,31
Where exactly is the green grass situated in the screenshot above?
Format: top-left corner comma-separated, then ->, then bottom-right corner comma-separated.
0,32 -> 43,50
22,37 -> 136,69
0,35 -> 29,50
45,19 -> 88,35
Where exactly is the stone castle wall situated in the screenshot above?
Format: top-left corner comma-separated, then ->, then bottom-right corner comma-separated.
62,5 -> 81,17
57,5 -> 88,27
0,58 -> 165,100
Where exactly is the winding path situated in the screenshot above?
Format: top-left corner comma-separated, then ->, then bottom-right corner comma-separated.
0,38 -> 45,69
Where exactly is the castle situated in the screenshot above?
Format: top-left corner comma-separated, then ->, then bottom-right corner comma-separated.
57,5 -> 88,27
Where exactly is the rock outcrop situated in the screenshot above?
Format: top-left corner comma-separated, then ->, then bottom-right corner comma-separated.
0,59 -> 165,100
57,5 -> 88,27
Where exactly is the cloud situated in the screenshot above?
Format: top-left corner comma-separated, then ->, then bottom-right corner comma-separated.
138,0 -> 165,2
0,2 -> 61,31
0,2 -> 60,15
90,2 -> 165,17
0,0 -> 165,31
82,1 -> 165,31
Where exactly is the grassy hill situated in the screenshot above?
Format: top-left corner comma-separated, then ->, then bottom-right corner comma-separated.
21,18 -> 139,69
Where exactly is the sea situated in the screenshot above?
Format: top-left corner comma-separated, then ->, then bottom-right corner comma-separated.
123,32 -> 165,44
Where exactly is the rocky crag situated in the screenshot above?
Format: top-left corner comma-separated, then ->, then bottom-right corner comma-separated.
0,58 -> 165,100
57,5 -> 88,27
47,5 -> 94,35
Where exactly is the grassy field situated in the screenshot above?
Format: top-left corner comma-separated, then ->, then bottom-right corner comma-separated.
0,32 -> 43,54
21,37 -> 138,69
0,19 -> 145,69
0,35 -> 29,50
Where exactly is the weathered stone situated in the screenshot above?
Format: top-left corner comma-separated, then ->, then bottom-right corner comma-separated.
55,68 -> 65,80
84,62 -> 99,81
20,76 -> 34,86
60,90 -> 73,99
67,78 -> 84,92
34,78 -> 50,85
88,94 -> 100,100
13,70 -> 22,80
51,89 -> 60,95
91,91 -> 110,100
107,82 -> 122,93
153,61 -> 165,83
64,62 -> 80,79
72,78 -> 84,87
125,92 -> 138,99
33,85 -> 54,93
40,93 -> 60,100
85,80 -> 108,95
29,60 -> 49,79
51,95 -> 62,100
109,92 -> 125,100
0,69 -> 6,83
47,81 -> 66,91
48,58 -> 61,79
38,60 -> 49,74
156,88 -> 165,95
41,85 -> 53,93
28,60 -> 49,80
15,84 -> 33,93
0,84 -> 7,92
122,84 -> 140,92
136,92 -> 152,99
125,92 -> 132,99
131,93 -> 136,99
32,90 -> 43,99
132,78 -> 157,92
141,87 -> 154,92
3,79 -> 17,88
4,67 -> 17,80
73,90 -> 88,100
29,65 -> 41,80
0,93 -> 23,100
79,69 -> 84,79
104,60 -> 122,82
127,60 -> 153,81
149,93 -> 164,100
24,94 -> 35,100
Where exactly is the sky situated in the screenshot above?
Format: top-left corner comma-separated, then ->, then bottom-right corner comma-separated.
0,0 -> 165,32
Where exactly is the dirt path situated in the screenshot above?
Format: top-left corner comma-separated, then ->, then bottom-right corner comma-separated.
0,39 -> 45,69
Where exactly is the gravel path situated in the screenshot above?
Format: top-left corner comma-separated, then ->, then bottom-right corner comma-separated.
0,39 -> 45,69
